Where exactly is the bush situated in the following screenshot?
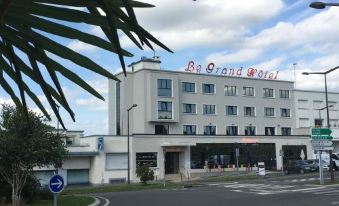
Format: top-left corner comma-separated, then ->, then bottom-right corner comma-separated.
0,174 -> 41,204
136,164 -> 154,184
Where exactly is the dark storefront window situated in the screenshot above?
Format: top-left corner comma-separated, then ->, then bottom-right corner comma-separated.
190,143 -> 276,170
136,153 -> 157,167
282,145 -> 307,164
155,125 -> 169,135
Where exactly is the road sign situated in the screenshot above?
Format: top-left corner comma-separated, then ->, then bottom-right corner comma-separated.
49,175 -> 64,193
258,162 -> 266,176
312,128 -> 332,135
313,146 -> 334,151
98,137 -> 104,151
312,135 -> 333,140
312,140 -> 333,147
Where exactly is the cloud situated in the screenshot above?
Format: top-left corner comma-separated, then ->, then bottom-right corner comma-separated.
251,57 -> 286,70
67,41 -> 98,53
205,49 -> 263,65
126,0 -> 284,50
75,97 -> 107,111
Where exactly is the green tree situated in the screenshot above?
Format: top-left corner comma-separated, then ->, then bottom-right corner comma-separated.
136,164 -> 154,184
0,1 -> 171,128
0,104 -> 67,206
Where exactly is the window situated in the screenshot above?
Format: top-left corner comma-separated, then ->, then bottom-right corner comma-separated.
157,79 -> 172,97
245,126 -> 256,136
116,82 -> 121,135
299,118 -> 310,128
202,84 -> 215,94
281,108 -> 291,117
330,119 -> 338,127
313,100 -> 323,109
106,153 -> 128,170
136,153 -> 157,167
204,126 -> 216,135
243,87 -> 254,96
183,103 -> 196,114
182,82 -> 195,93
225,85 -> 237,96
226,126 -> 238,136
66,136 -> 75,146
158,101 -> 172,119
226,106 -> 237,116
298,99 -> 309,108
203,104 -> 216,115
244,107 -> 255,117
264,107 -> 275,117
279,90 -> 289,99
281,127 -> 291,136
265,127 -> 275,136
263,88 -> 274,98
155,125 -> 169,135
183,125 -> 196,135
314,119 -> 323,127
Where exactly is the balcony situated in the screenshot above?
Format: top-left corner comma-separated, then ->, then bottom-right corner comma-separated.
158,111 -> 173,120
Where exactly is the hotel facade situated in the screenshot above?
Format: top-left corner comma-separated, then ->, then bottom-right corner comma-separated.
34,58 -> 339,185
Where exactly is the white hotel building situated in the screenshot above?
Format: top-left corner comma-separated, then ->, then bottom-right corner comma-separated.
35,58 -> 339,185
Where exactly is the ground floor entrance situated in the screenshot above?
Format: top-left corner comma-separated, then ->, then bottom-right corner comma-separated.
165,152 -> 180,174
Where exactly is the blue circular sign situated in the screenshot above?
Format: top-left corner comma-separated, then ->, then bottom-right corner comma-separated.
49,175 -> 64,193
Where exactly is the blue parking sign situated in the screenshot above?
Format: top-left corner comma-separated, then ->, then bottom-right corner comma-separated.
98,137 -> 104,151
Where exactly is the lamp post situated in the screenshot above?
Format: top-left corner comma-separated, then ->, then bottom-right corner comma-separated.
310,1 -> 339,9
127,104 -> 138,184
302,66 -> 339,183
315,105 -> 334,127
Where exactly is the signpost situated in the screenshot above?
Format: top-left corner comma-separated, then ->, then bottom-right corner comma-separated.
311,128 -> 333,185
49,175 -> 64,206
258,162 -> 266,176
235,148 -> 239,172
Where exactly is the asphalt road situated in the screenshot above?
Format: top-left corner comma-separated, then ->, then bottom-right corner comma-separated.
98,172 -> 339,206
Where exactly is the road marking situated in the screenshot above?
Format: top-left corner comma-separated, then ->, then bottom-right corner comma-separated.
88,197 -> 100,206
230,190 -> 243,192
314,190 -> 339,195
95,196 -> 110,206
292,187 -> 326,192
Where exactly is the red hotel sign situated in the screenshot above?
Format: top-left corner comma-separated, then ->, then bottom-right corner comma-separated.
185,60 -> 279,80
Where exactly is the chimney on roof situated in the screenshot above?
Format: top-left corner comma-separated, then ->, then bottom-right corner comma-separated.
128,56 -> 161,72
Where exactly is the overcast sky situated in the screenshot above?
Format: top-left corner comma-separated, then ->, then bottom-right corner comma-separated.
2,0 -> 339,135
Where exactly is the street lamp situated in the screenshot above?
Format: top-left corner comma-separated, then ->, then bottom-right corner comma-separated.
310,1 -> 339,9
127,104 -> 137,184
302,66 -> 339,183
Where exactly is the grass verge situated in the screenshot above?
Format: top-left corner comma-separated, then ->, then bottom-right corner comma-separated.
63,182 -> 183,195
30,195 -> 94,206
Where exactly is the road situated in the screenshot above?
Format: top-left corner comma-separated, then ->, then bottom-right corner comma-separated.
96,172 -> 339,206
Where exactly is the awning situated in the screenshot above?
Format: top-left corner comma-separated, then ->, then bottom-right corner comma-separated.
161,142 -> 196,147
68,152 -> 99,157
161,142 -> 196,152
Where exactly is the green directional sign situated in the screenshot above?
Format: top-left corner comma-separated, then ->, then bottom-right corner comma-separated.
312,135 -> 333,140
312,128 -> 332,135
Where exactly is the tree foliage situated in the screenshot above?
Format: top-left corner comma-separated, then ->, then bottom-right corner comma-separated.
0,104 -> 67,205
0,1 -> 172,128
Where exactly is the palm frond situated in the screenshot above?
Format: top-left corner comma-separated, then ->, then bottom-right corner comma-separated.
0,0 -> 171,128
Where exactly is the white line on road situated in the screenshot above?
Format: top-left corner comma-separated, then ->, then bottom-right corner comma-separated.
88,197 -> 100,206
96,196 -> 110,206
314,190 -> 339,195
292,187 -> 326,192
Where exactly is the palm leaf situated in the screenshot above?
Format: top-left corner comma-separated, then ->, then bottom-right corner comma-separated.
0,0 -> 171,128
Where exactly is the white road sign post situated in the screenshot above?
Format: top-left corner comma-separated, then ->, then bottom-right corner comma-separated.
311,128 -> 333,185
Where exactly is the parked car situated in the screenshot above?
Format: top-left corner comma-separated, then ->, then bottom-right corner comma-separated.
305,159 -> 329,171
284,160 -> 317,174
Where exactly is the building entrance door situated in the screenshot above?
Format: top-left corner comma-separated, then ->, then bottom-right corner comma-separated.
165,152 -> 180,174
